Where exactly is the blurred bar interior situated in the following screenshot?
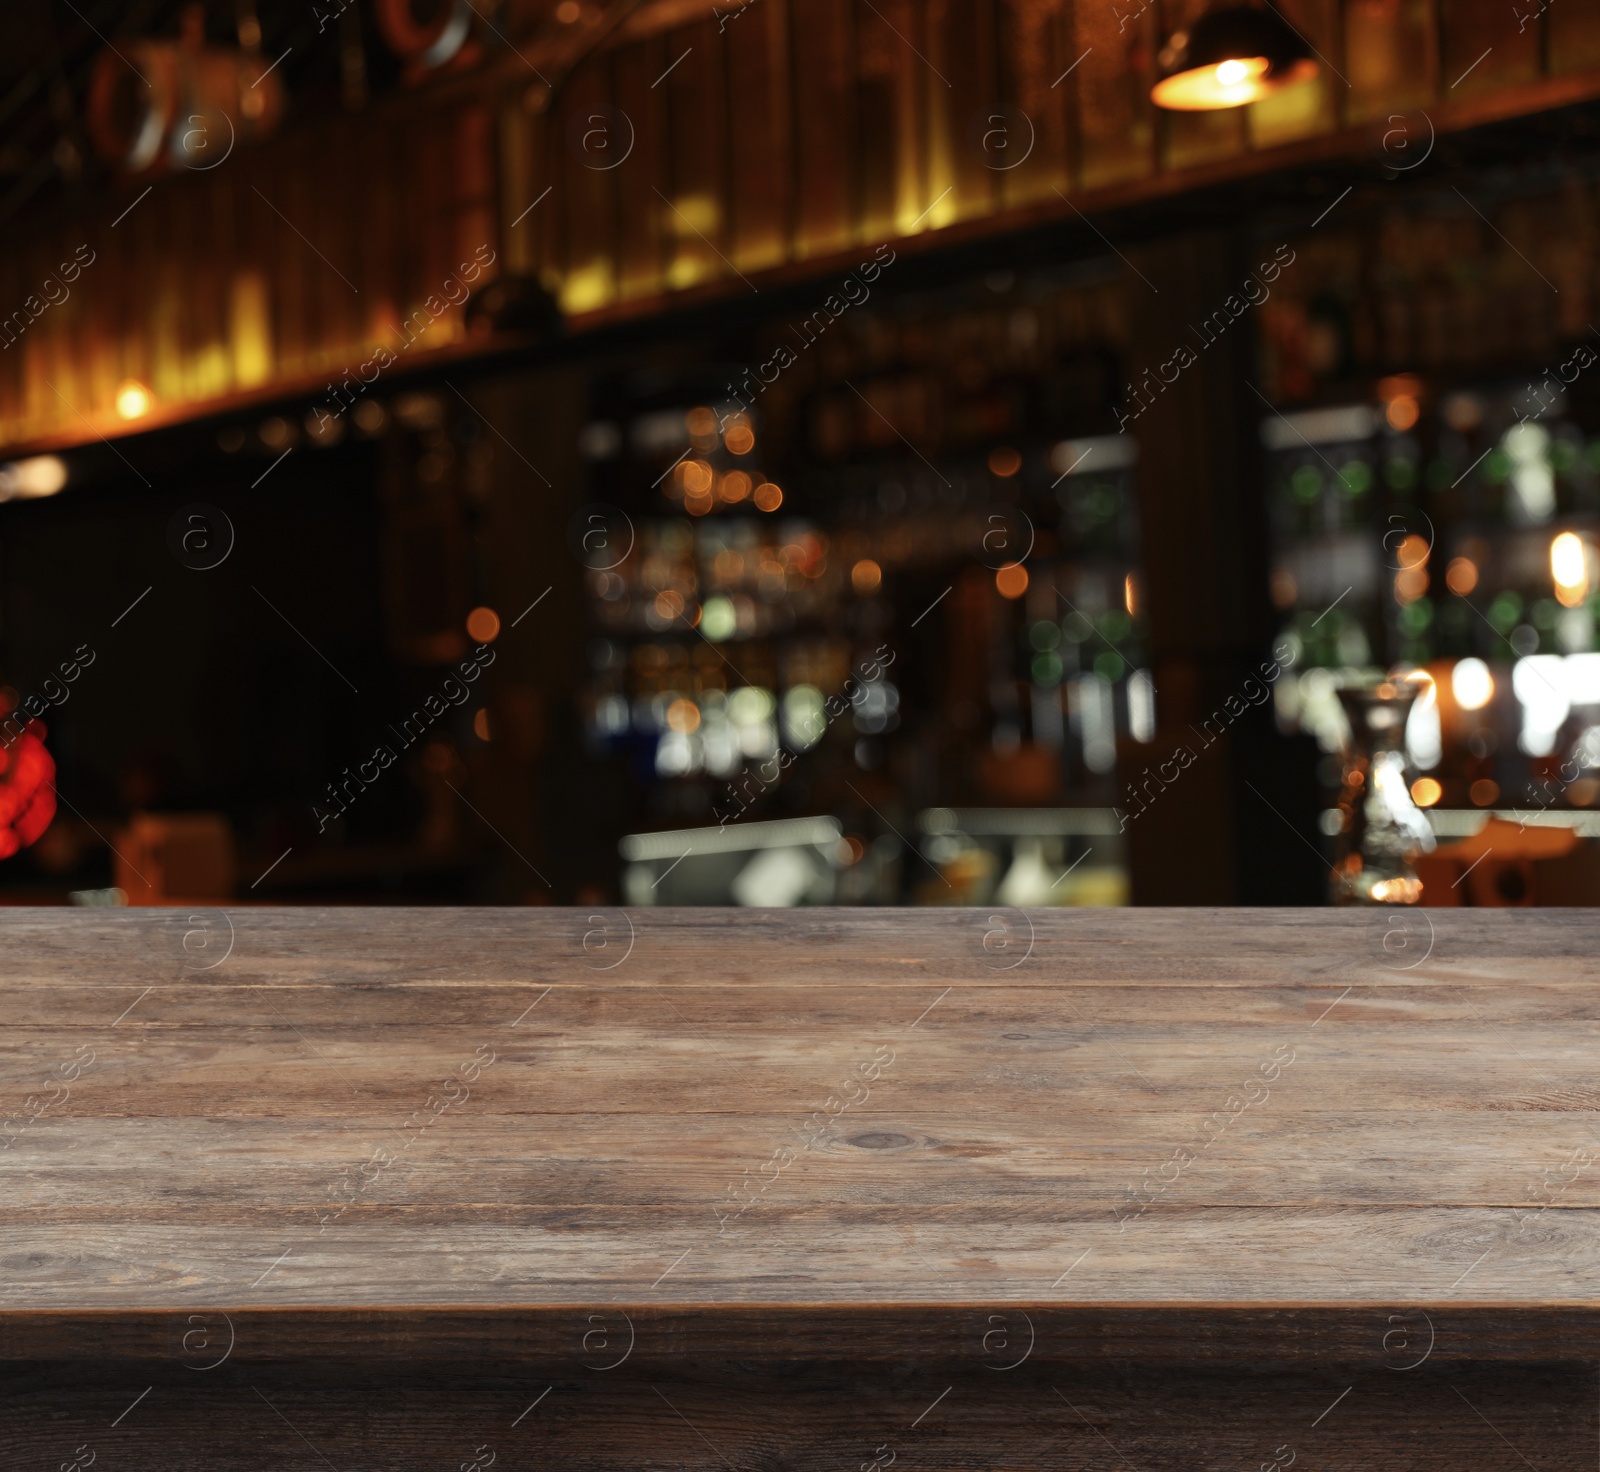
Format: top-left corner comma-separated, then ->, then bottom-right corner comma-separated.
3,0 -> 1600,907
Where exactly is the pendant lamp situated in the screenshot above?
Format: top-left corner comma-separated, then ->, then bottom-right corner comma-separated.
1152,4 -> 1318,111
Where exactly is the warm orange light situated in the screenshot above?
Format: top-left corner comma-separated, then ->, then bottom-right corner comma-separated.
686,406 -> 718,443
666,697 -> 701,734
851,559 -> 883,595
1445,556 -> 1479,596
685,493 -> 713,516
1395,566 -> 1428,603
1370,875 -> 1424,904
472,708 -> 492,741
1151,55 -> 1282,109
1385,395 -> 1420,432
996,562 -> 1029,599
1396,533 -> 1429,571
1469,778 -> 1500,807
115,379 -> 152,420
466,606 -> 501,643
1410,776 -> 1442,808
1552,531 -> 1589,607
719,469 -> 752,503
0,456 -> 67,499
725,422 -> 755,455
987,446 -> 1022,478
654,590 -> 685,620
1124,572 -> 1138,616
679,459 -> 713,496
753,481 -> 783,512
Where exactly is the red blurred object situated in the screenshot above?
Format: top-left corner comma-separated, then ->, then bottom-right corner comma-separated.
0,720 -> 56,860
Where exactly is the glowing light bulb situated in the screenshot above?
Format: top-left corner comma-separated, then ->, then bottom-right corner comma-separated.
1551,531 -> 1588,606
1215,59 -> 1249,85
115,380 -> 152,420
995,563 -> 1029,599
1411,777 -> 1442,808
0,456 -> 67,500
1452,657 -> 1494,712
1445,557 -> 1479,596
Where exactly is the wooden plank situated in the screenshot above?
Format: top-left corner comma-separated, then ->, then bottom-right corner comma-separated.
0,905 -> 1598,983
7,1203 -> 1600,1311
9,1013 -> 1600,1110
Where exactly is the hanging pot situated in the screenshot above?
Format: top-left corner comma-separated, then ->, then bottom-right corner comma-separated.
374,0 -> 481,76
86,6 -> 284,176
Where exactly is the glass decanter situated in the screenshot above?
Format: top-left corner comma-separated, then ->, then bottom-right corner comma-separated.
1330,673 -> 1436,905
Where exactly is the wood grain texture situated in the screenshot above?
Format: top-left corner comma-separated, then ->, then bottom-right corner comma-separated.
4,906 -> 1600,1358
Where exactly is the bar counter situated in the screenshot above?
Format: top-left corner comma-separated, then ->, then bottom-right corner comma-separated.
4,907 -> 1599,1468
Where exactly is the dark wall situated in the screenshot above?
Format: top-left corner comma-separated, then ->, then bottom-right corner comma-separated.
0,432 -> 418,884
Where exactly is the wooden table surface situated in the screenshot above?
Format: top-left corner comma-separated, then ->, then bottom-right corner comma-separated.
8,906 -> 1600,1469
4,907 -> 1598,1339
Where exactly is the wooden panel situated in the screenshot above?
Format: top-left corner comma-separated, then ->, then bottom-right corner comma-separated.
855,0 -> 920,242
261,155 -> 306,380
355,124 -> 401,350
529,101 -> 566,290
453,103 -> 499,279
1549,0 -> 1600,75
0,1 -> 1595,453
324,124 -> 367,370
996,0 -> 1072,210
1439,0 -> 1541,95
410,111 -> 457,323
558,60 -> 620,312
664,21 -> 729,289
925,0 -> 997,226
1070,0 -> 1156,190
1162,97 -> 1248,171
1345,0 -> 1436,121
498,96 -> 542,281
0,251 -> 23,429
727,0 -> 792,270
612,33 -> 671,301
791,0 -> 858,256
